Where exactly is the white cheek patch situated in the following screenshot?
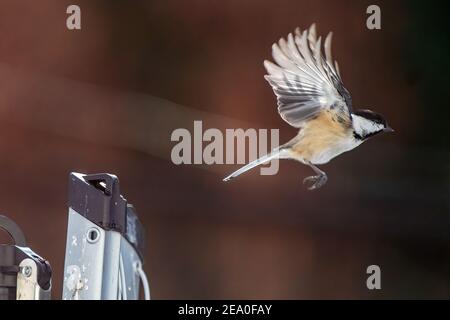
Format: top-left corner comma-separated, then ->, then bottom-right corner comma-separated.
351,114 -> 384,137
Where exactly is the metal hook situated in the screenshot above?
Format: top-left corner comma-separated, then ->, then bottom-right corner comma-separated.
0,215 -> 27,247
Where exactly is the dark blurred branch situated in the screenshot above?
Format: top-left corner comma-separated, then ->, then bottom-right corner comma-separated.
0,63 -> 252,176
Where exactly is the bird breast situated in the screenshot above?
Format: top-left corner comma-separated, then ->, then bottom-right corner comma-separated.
289,109 -> 361,165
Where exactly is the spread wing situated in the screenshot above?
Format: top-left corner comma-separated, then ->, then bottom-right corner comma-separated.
264,24 -> 353,128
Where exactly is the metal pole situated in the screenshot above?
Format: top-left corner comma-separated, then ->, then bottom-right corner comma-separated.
62,172 -> 147,300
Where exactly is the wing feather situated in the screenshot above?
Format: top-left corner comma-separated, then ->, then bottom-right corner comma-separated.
264,24 -> 352,128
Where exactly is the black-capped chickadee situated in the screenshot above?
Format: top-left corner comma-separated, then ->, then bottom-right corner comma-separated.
224,24 -> 393,190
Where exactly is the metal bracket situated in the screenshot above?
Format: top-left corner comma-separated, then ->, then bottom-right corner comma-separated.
17,258 -> 51,300
0,215 -> 52,300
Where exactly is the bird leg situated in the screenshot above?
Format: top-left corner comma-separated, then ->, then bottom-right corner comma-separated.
303,162 -> 328,190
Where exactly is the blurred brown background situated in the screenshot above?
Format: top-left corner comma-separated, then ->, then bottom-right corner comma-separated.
0,0 -> 449,299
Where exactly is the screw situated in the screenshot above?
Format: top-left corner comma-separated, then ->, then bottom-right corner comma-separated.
22,266 -> 32,277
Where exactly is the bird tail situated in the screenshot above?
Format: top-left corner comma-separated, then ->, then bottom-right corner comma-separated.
223,148 -> 286,182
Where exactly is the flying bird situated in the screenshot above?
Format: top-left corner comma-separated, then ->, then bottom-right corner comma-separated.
223,24 -> 393,190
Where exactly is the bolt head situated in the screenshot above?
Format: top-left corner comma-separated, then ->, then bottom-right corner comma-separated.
22,266 -> 32,277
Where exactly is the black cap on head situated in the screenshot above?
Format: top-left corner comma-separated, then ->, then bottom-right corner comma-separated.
353,109 -> 387,127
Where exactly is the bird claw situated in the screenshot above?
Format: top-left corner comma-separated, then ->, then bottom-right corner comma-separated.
303,174 -> 328,190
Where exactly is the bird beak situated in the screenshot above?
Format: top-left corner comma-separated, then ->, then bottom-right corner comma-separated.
383,126 -> 394,133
